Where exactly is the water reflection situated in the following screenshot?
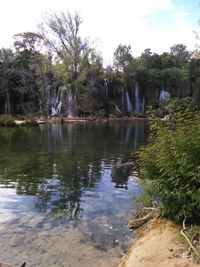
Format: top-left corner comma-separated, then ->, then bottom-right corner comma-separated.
0,121 -> 147,219
111,164 -> 130,189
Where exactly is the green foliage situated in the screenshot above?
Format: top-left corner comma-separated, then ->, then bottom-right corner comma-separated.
140,48 -> 162,69
0,11 -> 199,117
23,116 -> 38,126
113,44 -> 133,72
170,44 -> 191,67
163,67 -> 190,97
0,115 -> 16,126
138,99 -> 200,223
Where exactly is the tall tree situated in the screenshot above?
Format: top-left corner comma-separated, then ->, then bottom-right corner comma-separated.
0,48 -> 15,114
39,11 -> 88,95
140,48 -> 162,69
113,44 -> 133,72
13,32 -> 49,114
170,44 -> 191,68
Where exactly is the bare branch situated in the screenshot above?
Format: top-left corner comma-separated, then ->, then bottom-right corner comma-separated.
180,219 -> 200,260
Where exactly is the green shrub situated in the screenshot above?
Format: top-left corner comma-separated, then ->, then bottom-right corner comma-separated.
138,98 -> 200,223
23,116 -> 38,126
0,115 -> 16,126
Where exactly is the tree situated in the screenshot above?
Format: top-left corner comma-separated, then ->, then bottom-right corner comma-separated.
140,49 -> 162,69
14,32 -> 42,53
13,32 -> 49,114
0,48 -> 16,114
189,57 -> 200,107
113,44 -> 134,72
163,67 -> 190,97
170,44 -> 191,68
77,50 -> 104,115
39,11 -> 88,95
160,52 -> 174,69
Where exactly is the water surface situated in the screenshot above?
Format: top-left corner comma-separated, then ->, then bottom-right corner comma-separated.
0,121 -> 147,266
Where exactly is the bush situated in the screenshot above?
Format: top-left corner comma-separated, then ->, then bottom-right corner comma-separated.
0,115 -> 16,126
138,98 -> 200,223
23,116 -> 38,126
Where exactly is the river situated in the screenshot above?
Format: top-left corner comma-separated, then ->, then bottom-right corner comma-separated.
0,120 -> 147,266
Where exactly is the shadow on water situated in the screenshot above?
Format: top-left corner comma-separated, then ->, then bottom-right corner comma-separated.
0,121 -> 148,256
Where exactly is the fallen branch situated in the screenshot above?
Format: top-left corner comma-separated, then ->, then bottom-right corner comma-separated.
180,218 -> 200,261
127,207 -> 161,229
188,232 -> 197,255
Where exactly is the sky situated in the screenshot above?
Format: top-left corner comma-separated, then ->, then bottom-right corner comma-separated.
0,0 -> 199,64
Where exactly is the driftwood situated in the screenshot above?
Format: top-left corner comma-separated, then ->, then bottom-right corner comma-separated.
188,233 -> 198,254
180,219 -> 200,261
0,261 -> 26,267
127,207 -> 160,229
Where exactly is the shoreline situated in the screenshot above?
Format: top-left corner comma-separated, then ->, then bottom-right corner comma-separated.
117,219 -> 199,267
39,115 -> 147,124
13,115 -> 147,126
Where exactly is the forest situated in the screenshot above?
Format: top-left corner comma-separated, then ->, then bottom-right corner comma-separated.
0,11 -> 200,118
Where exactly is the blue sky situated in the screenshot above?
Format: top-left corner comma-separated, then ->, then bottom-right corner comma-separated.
145,0 -> 199,29
0,0 -> 199,64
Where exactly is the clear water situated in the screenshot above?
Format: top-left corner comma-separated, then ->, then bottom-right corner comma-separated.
0,121 -> 147,266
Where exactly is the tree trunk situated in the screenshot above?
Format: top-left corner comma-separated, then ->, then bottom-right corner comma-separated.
6,91 -> 11,115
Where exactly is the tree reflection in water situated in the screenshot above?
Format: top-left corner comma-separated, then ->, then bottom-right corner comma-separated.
0,121 -> 147,220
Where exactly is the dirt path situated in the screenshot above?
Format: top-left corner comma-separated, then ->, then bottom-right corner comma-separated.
118,220 -> 199,267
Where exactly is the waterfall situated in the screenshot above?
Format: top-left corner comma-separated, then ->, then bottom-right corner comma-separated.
115,104 -> 122,114
125,89 -> 133,112
56,101 -> 62,115
121,88 -> 124,113
67,91 -> 74,118
134,82 -> 141,113
104,79 -> 109,100
142,97 -> 145,113
62,89 -> 76,118
44,84 -> 58,116
159,86 -> 170,102
44,84 -> 77,117
51,107 -> 57,116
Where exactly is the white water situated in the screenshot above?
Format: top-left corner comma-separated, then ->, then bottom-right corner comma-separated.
115,104 -> 122,113
159,87 -> 170,101
134,82 -> 141,113
46,84 -> 76,117
125,89 -> 133,112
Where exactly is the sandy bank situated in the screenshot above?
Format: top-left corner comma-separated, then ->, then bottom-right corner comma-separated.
118,220 -> 199,267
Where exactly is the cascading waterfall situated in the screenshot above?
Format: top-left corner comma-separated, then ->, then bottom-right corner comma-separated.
134,82 -> 141,113
67,92 -> 73,118
159,86 -> 170,101
125,89 -> 133,112
142,97 -> 145,113
51,96 -> 60,116
56,101 -> 62,114
44,84 -> 77,117
67,91 -> 76,118
115,104 -> 122,114
121,87 -> 124,113
44,84 -> 58,116
133,82 -> 145,113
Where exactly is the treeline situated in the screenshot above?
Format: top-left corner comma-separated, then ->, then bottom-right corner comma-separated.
0,11 -> 200,117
